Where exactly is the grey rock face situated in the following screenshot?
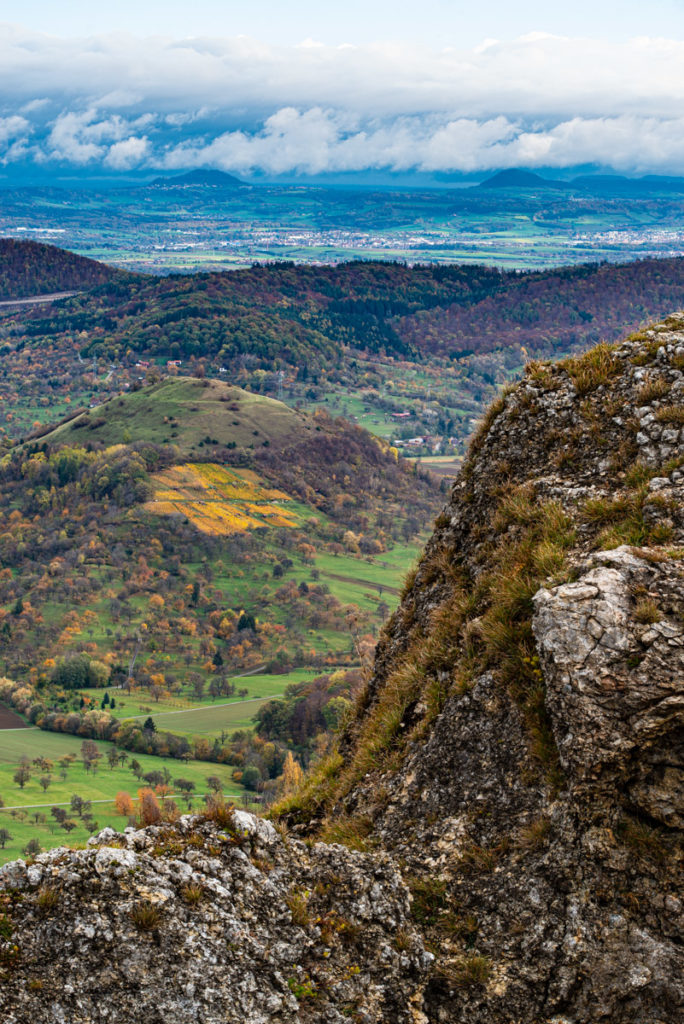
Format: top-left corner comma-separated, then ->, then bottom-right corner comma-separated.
534,546 -> 684,825
332,323 -> 684,1021
0,814 -> 427,1024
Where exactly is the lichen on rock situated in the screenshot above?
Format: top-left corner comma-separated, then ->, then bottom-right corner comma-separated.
0,812 -> 428,1023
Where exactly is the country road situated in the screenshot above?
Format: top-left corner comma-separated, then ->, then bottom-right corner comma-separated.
0,290 -> 80,308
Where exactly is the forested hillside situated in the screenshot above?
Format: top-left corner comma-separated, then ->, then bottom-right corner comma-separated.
0,379 -> 439,775
0,239 -> 124,300
398,257 -> 684,356
5,249 -> 684,369
5,245 -> 684,454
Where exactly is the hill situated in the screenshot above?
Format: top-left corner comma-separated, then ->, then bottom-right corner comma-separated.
7,249 -> 684,455
39,376 -> 307,455
0,238 -> 123,300
0,379 -> 440,753
150,169 -> 244,187
1,322 -> 681,1022
573,173 -> 684,194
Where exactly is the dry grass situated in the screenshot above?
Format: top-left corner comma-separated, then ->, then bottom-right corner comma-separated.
35,887 -> 59,916
318,814 -> 374,851
181,883 -> 204,906
434,954 -> 492,988
636,377 -> 670,405
617,818 -> 667,863
654,405 -> 684,426
563,343 -> 620,396
517,815 -> 552,850
130,900 -> 161,931
525,360 -> 560,390
285,889 -> 310,928
633,597 -> 662,624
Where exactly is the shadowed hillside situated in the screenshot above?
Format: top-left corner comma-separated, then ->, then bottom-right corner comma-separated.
0,238 -> 124,300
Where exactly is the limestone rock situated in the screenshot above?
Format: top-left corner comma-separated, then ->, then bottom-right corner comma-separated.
0,813 -> 427,1024
534,546 -> 684,825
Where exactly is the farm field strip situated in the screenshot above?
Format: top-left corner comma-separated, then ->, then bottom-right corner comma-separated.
123,692 -> 284,721
146,462 -> 299,535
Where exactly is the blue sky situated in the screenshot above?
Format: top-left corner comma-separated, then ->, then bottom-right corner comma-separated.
2,2 -> 684,178
9,1 -> 684,46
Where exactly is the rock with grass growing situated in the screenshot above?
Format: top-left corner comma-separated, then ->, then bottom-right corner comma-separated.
280,317 -> 683,1023
0,810 -> 428,1024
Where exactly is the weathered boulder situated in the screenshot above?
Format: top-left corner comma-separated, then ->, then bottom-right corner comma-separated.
0,813 -> 428,1023
534,546 -> 684,825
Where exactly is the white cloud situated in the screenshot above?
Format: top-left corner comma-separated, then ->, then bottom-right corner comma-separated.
0,115 -> 30,145
153,110 -> 684,176
105,135 -> 150,168
3,26 -> 684,174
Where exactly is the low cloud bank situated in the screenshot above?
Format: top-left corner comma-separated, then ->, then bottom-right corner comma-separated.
2,26 -> 684,175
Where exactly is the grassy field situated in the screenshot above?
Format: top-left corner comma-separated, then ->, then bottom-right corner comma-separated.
42,376 -> 307,456
74,669 -> 318,740
315,544 -> 422,602
0,726 -> 247,865
405,455 -> 463,479
135,697 -> 276,738
78,670 -> 306,719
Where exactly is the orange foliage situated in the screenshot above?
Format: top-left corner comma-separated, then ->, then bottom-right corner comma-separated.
144,462 -> 298,536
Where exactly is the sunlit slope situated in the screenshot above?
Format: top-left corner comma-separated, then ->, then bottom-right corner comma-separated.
146,462 -> 299,534
40,376 -> 308,456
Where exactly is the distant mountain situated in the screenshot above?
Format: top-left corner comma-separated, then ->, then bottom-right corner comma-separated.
478,169 -> 570,190
150,169 -> 245,188
573,174 -> 684,194
0,238 -> 124,301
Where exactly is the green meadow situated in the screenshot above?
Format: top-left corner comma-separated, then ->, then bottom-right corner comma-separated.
0,726 -> 246,865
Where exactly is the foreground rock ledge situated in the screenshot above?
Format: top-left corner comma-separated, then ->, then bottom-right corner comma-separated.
0,812 -> 428,1024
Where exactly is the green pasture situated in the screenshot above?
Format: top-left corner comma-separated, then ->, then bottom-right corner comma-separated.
0,807 -> 131,866
42,376 -> 305,456
78,669 -> 315,722
132,695 -> 278,739
0,725 -> 247,864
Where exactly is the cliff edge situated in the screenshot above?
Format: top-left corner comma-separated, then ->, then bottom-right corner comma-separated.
2,319 -> 683,1023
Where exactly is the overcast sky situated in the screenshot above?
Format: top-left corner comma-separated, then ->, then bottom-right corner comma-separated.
2,2 -> 684,178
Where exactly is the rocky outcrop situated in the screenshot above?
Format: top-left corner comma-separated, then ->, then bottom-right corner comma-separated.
2,319 -> 683,1022
313,321 -> 684,1021
0,811 -> 428,1024
534,546 -> 684,825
